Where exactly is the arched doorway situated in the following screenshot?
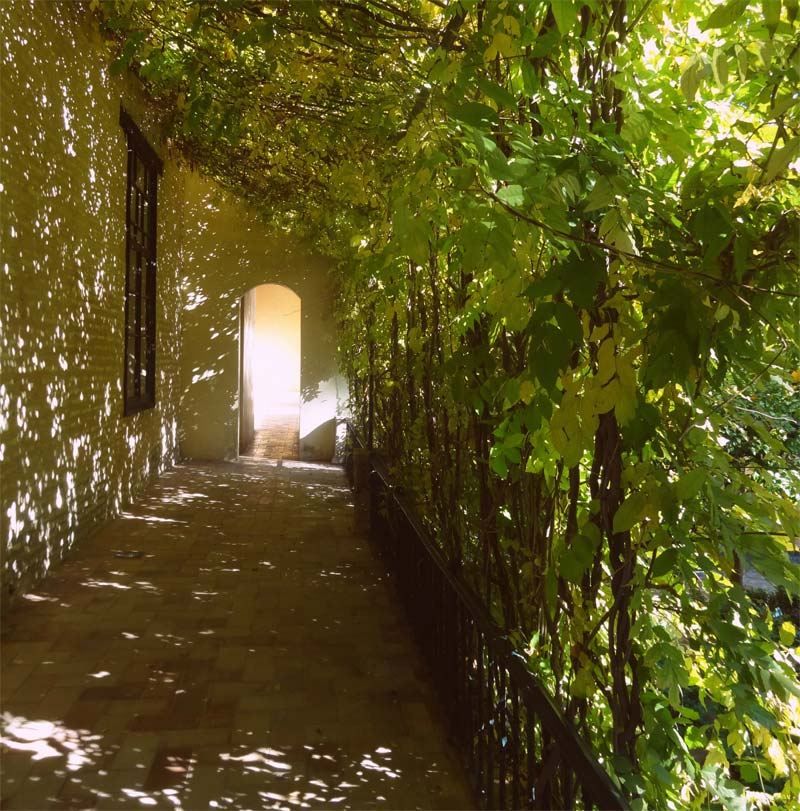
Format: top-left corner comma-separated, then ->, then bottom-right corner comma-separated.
238,284 -> 301,459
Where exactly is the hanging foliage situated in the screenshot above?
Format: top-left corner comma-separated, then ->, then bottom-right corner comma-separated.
96,0 -> 800,807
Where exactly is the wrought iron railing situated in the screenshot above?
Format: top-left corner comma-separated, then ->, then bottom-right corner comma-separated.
344,424 -> 628,811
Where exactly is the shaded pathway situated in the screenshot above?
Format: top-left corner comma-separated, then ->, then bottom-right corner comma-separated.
1,460 -> 473,810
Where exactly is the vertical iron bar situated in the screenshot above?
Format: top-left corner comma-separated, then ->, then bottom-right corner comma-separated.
526,695 -> 536,810
541,729 -> 552,810
485,646 -> 494,809
466,617 -> 476,780
498,663 -> 507,810
476,632 -> 485,805
511,682 -> 521,810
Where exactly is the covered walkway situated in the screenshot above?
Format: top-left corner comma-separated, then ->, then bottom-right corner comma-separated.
0,461 -> 472,810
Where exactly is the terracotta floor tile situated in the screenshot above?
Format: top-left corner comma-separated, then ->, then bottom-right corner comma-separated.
1,772 -> 66,811
142,746 -> 194,791
51,777 -> 100,809
106,734 -> 154,766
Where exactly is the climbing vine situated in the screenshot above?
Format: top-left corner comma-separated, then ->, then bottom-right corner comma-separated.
97,0 -> 800,807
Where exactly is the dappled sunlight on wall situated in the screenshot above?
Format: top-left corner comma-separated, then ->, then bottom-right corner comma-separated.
0,2 -> 184,604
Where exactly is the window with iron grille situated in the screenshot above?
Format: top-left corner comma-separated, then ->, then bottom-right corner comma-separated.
120,107 -> 162,416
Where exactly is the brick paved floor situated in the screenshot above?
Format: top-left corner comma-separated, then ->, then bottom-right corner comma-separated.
242,412 -> 300,461
0,460 -> 473,810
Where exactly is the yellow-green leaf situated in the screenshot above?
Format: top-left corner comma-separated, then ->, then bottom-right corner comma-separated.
779,621 -> 796,646
520,380 -> 536,405
614,390 -> 637,426
597,336 -> 616,385
680,57 -> 701,102
712,48 -> 729,87
613,492 -> 649,533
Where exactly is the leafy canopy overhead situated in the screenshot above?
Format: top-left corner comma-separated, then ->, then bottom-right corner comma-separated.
97,1 -> 800,809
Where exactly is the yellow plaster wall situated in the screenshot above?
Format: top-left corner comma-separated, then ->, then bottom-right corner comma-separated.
0,2 -> 185,606
179,174 -> 346,462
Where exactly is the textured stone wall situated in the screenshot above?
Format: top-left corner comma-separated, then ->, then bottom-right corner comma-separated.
0,2 -> 185,606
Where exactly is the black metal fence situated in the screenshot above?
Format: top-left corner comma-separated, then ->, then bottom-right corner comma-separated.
344,425 -> 628,811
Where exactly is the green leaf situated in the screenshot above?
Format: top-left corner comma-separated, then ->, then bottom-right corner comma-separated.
478,78 -> 517,110
473,132 -> 510,179
596,336 -> 616,385
520,59 -> 539,94
738,762 -> 758,784
561,533 -> 597,583
504,432 -> 525,449
763,138 -> 800,184
451,101 -> 499,129
559,250 -> 605,308
676,468 -> 706,500
584,177 -> 615,211
532,26 -> 561,57
620,111 -> 650,148
736,44 -> 749,80
570,664 -> 595,697
690,204 -> 733,258
763,0 -> 781,34
496,184 -> 524,207
530,322 -> 572,393
490,445 -> 509,477
110,32 -> 146,76
680,57 -> 702,102
614,390 -> 637,427
651,547 -> 679,579
741,700 -> 775,730
701,0 -> 748,30
504,377 -> 521,407
525,274 -> 561,299
552,302 -> 582,345
771,94 -> 799,119
712,48 -> 729,87
613,492 -> 649,534
550,1 -> 576,35
393,209 -> 430,266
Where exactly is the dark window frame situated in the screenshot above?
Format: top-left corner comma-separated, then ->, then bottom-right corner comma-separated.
120,107 -> 163,416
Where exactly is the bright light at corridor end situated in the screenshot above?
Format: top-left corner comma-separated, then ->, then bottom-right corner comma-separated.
252,284 -> 301,423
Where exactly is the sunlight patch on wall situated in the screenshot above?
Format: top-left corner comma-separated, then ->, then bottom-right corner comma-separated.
0,1 -> 185,605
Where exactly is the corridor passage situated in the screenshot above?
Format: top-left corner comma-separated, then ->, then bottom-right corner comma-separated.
242,412 -> 300,461
0,460 -> 473,810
